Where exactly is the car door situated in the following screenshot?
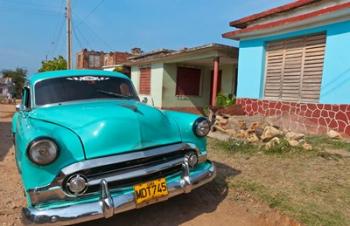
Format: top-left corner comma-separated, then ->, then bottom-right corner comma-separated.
14,87 -> 31,167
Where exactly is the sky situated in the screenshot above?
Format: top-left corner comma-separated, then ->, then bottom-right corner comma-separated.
0,0 -> 291,74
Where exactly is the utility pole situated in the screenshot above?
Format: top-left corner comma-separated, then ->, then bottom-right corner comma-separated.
66,0 -> 72,69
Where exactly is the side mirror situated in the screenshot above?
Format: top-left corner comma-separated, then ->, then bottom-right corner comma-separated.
140,95 -> 154,106
142,97 -> 148,104
16,104 -> 21,112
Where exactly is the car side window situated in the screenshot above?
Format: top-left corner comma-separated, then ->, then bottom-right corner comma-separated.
22,87 -> 31,110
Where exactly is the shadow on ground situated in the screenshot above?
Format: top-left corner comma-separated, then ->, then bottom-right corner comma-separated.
0,122 -> 13,161
81,161 -> 240,226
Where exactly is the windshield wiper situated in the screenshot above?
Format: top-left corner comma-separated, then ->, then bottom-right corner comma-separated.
97,89 -> 131,99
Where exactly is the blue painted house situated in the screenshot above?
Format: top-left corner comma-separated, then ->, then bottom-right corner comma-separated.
223,0 -> 350,136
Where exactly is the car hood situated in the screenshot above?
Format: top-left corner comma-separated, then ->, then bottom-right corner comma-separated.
29,100 -> 182,159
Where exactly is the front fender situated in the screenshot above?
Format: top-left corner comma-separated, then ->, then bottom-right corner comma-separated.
15,116 -> 85,195
162,110 -> 207,154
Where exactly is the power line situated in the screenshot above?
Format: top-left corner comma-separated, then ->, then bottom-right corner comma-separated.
77,0 -> 105,27
51,16 -> 66,57
73,12 -> 113,50
75,24 -> 91,49
66,0 -> 73,69
82,20 -> 113,49
46,0 -> 65,59
72,20 -> 83,50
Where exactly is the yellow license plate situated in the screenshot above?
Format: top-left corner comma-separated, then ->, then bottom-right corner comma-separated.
134,178 -> 168,204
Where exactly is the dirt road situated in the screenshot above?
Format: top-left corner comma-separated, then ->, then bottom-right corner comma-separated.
0,104 -> 297,226
0,104 -> 26,226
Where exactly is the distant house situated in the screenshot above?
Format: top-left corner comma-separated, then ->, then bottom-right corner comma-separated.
105,44 -> 238,114
223,0 -> 350,135
0,77 -> 14,99
76,48 -> 137,75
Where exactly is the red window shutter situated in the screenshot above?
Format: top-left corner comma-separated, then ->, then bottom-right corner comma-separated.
139,67 -> 151,95
176,67 -> 201,96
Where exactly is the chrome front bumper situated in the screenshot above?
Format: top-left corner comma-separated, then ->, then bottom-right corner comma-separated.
23,161 -> 216,225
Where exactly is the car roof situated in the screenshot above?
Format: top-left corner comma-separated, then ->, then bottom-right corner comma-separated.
27,69 -> 129,85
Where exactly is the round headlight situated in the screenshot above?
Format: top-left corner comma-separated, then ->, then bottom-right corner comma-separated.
27,138 -> 58,165
193,118 -> 211,137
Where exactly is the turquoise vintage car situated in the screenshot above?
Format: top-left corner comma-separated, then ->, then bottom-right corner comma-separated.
12,70 -> 215,225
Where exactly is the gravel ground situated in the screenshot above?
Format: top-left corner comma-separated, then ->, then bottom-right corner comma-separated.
0,104 -> 297,226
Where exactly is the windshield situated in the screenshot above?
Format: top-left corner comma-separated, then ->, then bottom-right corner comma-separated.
35,76 -> 138,106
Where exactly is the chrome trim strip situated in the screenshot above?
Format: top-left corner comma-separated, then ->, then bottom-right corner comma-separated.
61,143 -> 194,175
28,143 -> 207,205
87,157 -> 184,186
23,161 -> 215,225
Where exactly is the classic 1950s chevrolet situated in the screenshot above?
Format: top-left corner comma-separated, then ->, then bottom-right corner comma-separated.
12,70 -> 215,225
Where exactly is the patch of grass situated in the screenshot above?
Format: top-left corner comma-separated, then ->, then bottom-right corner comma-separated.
316,151 -> 343,160
231,180 -> 290,209
209,137 -> 350,226
212,135 -> 350,158
211,137 -> 309,156
296,203 -> 347,226
210,135 -> 350,160
211,138 -> 259,155
264,138 -> 306,155
307,136 -> 350,151
230,179 -> 348,226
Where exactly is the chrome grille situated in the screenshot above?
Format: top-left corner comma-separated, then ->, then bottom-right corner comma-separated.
63,148 -> 189,194
28,143 -> 206,206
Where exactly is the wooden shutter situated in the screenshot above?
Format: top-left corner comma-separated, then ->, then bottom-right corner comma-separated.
301,34 -> 326,102
265,33 -> 325,103
265,40 -> 284,100
282,38 -> 304,102
176,67 -> 201,96
139,67 -> 151,95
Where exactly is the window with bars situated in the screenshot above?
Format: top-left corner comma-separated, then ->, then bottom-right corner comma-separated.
88,55 -> 101,68
139,67 -> 151,95
264,33 -> 326,103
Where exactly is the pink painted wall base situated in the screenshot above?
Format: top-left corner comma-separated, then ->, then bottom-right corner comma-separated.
236,98 -> 350,136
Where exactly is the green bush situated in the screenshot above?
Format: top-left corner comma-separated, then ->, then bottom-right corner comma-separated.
216,93 -> 235,108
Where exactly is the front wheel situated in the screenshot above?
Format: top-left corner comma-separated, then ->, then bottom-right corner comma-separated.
12,133 -> 16,146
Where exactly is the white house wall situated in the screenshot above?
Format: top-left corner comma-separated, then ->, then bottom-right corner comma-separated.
162,63 -> 211,108
150,63 -> 164,108
130,64 -> 164,108
220,64 -> 236,96
131,66 -> 140,93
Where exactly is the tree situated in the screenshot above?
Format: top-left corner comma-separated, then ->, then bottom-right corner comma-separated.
38,56 -> 67,72
113,66 -> 124,73
2,68 -> 27,98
